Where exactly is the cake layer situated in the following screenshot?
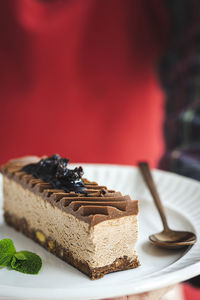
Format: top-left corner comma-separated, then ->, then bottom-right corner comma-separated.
3,176 -> 138,269
4,211 -> 140,280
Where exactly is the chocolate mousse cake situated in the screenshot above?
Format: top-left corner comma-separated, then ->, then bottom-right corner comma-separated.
1,155 -> 139,279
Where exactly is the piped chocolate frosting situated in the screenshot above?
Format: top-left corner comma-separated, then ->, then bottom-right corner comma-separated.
1,156 -> 139,226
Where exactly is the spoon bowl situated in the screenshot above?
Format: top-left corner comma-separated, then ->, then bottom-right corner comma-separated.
149,230 -> 196,249
138,162 -> 197,250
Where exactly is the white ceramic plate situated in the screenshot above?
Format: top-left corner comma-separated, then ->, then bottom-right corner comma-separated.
0,164 -> 200,300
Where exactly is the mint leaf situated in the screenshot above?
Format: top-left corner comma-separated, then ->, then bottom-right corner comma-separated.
0,239 -> 16,267
0,255 -> 13,267
0,239 -> 16,255
14,252 -> 27,260
11,251 -> 42,274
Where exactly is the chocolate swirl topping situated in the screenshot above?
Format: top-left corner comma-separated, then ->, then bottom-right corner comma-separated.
1,156 -> 139,226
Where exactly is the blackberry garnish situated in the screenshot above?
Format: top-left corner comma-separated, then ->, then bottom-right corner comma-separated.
21,155 -> 86,194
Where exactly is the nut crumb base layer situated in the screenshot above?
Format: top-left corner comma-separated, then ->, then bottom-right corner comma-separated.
4,211 -> 140,280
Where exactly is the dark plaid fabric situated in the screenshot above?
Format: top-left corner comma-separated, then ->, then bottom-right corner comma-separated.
158,0 -> 200,181
158,0 -> 200,287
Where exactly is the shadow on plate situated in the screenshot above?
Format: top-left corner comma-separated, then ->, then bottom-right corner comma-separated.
141,241 -> 189,258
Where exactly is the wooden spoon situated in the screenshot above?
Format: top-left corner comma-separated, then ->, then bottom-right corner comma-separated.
138,162 -> 197,249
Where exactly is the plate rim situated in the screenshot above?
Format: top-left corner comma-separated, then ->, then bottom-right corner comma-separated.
0,262 -> 200,299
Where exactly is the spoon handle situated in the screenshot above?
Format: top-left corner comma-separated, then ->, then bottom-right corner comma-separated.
138,162 -> 170,232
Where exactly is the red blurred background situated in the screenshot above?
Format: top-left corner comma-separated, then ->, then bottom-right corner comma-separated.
0,0 -> 166,166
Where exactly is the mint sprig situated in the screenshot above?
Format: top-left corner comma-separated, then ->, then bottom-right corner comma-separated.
0,239 -> 42,274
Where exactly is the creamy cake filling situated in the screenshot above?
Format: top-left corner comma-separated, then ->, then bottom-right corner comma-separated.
3,176 -> 138,268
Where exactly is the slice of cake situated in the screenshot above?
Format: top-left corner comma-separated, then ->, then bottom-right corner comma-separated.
1,155 -> 139,279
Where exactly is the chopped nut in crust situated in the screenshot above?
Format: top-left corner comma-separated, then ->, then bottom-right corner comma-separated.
115,260 -> 121,267
48,240 -> 55,249
36,231 -> 46,242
